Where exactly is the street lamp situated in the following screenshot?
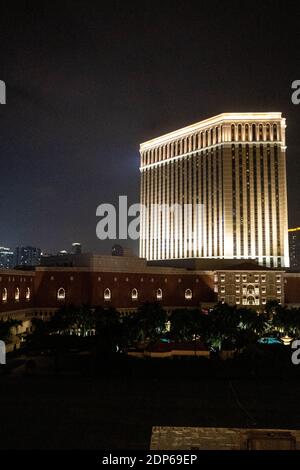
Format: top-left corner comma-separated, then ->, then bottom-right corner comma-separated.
280,335 -> 293,346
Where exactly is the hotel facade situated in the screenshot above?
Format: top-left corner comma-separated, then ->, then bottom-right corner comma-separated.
139,113 -> 289,268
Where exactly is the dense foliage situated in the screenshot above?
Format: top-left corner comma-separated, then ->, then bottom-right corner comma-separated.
17,300 -> 300,355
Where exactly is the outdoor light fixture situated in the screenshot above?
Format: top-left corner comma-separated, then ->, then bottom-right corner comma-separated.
280,335 -> 293,346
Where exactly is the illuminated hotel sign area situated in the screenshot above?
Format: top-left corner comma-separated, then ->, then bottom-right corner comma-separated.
139,113 -> 289,268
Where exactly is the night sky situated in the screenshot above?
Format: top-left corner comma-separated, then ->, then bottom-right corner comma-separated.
0,1 -> 299,255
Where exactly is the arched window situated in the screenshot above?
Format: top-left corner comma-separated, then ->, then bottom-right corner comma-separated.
26,287 -> 31,301
259,124 -> 263,140
131,288 -> 138,300
15,287 -> 20,302
231,124 -> 235,141
104,288 -> 111,301
252,124 -> 257,141
238,124 -> 242,140
246,284 -> 255,295
2,288 -> 7,303
245,124 -> 249,140
156,288 -> 163,300
273,123 -> 278,140
266,124 -> 270,140
57,288 -> 66,300
185,288 -> 193,300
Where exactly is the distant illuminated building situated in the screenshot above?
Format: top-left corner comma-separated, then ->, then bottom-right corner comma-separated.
140,113 -> 289,268
0,247 -> 14,269
289,227 -> 300,270
14,246 -> 41,267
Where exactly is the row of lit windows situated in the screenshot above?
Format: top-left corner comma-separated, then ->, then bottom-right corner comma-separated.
56,287 -> 193,302
0,276 -> 33,283
141,127 -> 223,165
141,123 -> 281,166
217,273 -> 281,283
231,123 -> 279,142
51,275 -> 201,284
220,296 -> 281,305
1,287 -> 31,303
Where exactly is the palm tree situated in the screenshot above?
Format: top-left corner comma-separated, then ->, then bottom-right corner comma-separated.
94,306 -> 123,354
137,302 -> 167,342
170,308 -> 209,343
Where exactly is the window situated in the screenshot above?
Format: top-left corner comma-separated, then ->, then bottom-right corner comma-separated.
262,298 -> 266,305
235,275 -> 240,283
245,124 -> 249,140
277,287 -> 281,294
276,275 -> 281,283
220,274 -> 225,283
261,275 -> 266,283
238,124 -> 242,140
2,288 -> 7,303
185,288 -> 192,300
236,297 -> 240,304
231,124 -> 235,141
242,275 -> 247,282
156,288 -> 163,300
15,287 -> 20,302
131,288 -> 138,300
26,287 -> 31,301
247,285 -> 255,295
221,286 -> 225,293
57,288 -> 66,300
104,288 -> 111,301
236,287 -> 240,294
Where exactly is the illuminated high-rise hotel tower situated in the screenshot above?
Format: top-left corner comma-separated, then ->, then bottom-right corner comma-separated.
139,113 -> 289,268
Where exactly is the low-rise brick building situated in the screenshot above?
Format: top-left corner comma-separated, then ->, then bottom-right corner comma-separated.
1,256 -> 300,328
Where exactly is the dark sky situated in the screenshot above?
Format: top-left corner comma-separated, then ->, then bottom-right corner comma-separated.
0,0 -> 299,255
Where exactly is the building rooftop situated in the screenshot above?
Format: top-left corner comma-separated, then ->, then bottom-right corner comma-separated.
140,112 -> 284,150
